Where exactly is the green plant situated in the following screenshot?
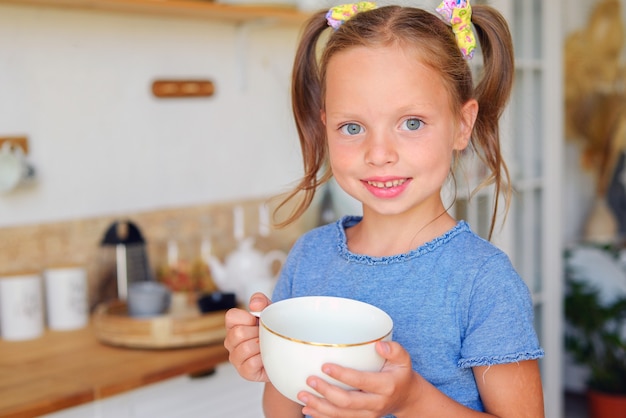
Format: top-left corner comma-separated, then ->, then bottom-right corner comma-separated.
564,249 -> 626,395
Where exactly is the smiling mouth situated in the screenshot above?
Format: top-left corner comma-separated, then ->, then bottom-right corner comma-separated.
366,179 -> 407,189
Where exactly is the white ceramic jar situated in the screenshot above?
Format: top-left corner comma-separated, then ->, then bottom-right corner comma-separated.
44,266 -> 88,331
0,272 -> 44,340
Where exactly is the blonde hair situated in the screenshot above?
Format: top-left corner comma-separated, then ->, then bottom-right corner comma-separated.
276,5 -> 514,239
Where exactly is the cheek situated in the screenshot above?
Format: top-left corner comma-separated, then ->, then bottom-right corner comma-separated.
328,146 -> 348,173
412,143 -> 455,176
327,143 -> 361,182
327,137 -> 347,162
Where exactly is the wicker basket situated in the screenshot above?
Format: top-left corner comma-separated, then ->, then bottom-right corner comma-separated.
93,299 -> 227,349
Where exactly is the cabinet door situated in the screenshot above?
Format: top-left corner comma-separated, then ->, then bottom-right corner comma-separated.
451,1 -> 564,417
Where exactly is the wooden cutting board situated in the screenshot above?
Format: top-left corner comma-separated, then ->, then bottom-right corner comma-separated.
92,299 -> 227,349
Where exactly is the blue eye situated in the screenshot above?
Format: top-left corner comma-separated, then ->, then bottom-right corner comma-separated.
340,123 -> 363,135
402,118 -> 423,131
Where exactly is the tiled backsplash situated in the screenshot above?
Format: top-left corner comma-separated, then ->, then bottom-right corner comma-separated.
0,196 -> 313,310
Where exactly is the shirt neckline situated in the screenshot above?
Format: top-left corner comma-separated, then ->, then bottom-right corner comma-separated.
335,215 -> 470,264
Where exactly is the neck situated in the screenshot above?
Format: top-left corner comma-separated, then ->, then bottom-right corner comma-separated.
346,206 -> 456,257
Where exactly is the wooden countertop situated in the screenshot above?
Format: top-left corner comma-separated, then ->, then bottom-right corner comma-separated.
0,322 -> 229,418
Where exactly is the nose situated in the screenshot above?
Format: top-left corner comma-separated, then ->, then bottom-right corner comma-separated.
364,132 -> 399,166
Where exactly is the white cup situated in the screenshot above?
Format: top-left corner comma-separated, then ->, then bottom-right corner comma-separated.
0,142 -> 34,193
0,272 -> 44,341
44,266 -> 88,331
259,296 -> 393,404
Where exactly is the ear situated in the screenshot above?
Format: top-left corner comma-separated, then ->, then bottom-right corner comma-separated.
454,99 -> 478,151
320,108 -> 327,126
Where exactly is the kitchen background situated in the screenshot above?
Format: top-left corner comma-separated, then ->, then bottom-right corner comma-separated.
0,0 -> 625,417
0,1 -> 316,303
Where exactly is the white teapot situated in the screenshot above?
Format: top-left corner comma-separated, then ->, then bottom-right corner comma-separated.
207,237 -> 286,304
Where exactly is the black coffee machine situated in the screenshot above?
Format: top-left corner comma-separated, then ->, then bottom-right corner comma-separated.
94,220 -> 152,309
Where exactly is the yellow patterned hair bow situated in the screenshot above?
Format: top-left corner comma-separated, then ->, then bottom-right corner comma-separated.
326,2 -> 377,30
436,0 -> 476,60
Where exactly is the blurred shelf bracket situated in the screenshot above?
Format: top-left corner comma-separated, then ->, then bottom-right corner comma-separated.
151,79 -> 215,99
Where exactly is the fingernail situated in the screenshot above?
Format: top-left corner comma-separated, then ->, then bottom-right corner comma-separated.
380,341 -> 390,353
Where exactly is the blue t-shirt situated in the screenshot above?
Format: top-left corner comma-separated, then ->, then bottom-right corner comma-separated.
272,216 -> 544,414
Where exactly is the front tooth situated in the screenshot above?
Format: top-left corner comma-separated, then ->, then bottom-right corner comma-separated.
368,180 -> 406,188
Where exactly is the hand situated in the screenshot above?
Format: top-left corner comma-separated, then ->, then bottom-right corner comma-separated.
298,341 -> 418,418
224,292 -> 272,382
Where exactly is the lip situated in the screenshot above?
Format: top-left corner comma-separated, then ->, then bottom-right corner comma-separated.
362,177 -> 411,199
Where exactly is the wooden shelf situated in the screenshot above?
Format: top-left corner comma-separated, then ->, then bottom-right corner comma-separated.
0,0 -> 311,24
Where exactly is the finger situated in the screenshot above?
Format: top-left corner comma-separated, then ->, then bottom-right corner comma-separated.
312,342 -> 404,391
319,345 -> 408,397
224,320 -> 259,352
316,365 -> 380,402
234,347 -> 268,382
248,292 -> 272,312
377,341 -> 413,372
225,307 -> 258,330
225,329 -> 268,382
306,375 -> 360,408
319,361 -> 388,394
299,388 -> 338,418
376,340 -> 392,358
299,382 -> 370,418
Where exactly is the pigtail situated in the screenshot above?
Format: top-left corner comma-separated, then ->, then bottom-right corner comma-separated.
274,11 -> 332,228
470,5 -> 515,238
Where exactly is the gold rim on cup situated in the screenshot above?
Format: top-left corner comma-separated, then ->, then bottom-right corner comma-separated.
260,320 -> 392,348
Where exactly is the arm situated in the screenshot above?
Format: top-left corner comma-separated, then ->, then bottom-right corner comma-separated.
396,360 -> 544,418
263,382 -> 305,418
473,360 -> 544,418
395,360 -> 543,418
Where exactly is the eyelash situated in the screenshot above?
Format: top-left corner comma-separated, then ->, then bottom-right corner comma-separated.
339,123 -> 363,135
337,118 -> 424,135
402,118 -> 423,131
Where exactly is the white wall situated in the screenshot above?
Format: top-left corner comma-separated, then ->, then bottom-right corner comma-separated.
0,4 -> 303,228
1,1 -> 624,236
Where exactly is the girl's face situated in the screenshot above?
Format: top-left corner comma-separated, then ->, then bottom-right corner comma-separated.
322,44 -> 477,219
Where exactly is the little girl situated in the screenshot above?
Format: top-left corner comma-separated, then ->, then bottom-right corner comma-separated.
225,1 -> 545,417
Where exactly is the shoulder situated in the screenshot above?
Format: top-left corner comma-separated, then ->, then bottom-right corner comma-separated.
450,222 -> 503,254
290,216 -> 357,254
438,221 -> 512,267
445,222 -> 528,298
291,220 -> 339,250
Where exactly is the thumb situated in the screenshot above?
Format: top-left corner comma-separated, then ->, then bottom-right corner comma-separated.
248,292 -> 272,312
376,341 -> 410,366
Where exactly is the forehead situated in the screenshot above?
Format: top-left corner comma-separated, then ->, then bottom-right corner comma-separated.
330,41 -> 426,67
324,44 -> 451,110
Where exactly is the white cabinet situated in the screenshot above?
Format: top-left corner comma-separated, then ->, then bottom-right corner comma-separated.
43,363 -> 264,418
